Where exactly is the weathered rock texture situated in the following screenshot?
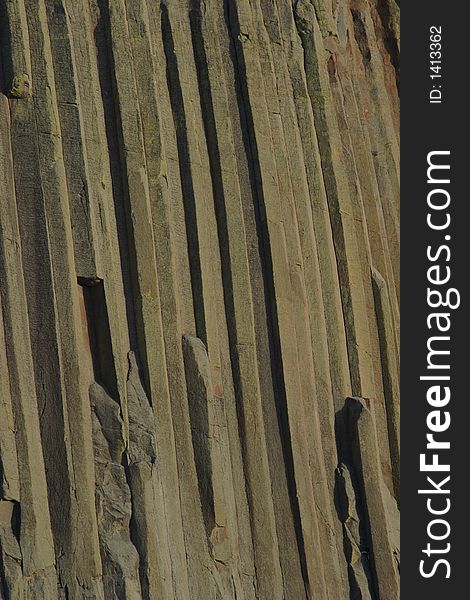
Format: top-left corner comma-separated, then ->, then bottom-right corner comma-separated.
0,0 -> 399,598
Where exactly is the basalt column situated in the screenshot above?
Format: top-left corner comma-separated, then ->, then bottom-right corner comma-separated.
0,0 -> 400,598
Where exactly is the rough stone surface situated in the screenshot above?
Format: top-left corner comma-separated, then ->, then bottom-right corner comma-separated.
0,0 -> 399,598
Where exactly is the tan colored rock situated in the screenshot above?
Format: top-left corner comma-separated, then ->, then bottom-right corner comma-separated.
0,0 -> 399,597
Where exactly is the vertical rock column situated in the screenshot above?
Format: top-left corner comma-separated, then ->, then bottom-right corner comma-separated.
0,0 -> 400,598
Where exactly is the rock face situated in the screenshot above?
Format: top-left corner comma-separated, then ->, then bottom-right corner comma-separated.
0,0 -> 399,598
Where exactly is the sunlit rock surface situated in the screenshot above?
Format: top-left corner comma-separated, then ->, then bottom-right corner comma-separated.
0,0 -> 399,597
